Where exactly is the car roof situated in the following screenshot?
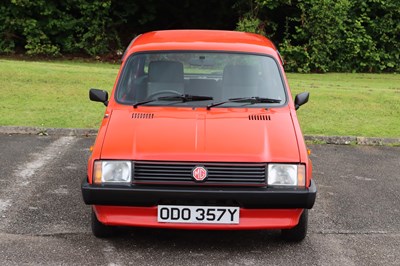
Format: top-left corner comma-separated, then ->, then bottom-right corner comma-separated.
123,30 -> 279,59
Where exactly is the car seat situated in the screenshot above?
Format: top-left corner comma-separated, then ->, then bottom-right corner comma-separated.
222,64 -> 259,99
147,61 -> 184,98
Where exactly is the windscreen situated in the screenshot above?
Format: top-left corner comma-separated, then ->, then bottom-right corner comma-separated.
116,52 -> 287,107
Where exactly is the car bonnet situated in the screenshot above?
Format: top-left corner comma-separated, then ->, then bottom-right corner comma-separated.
99,107 -> 300,163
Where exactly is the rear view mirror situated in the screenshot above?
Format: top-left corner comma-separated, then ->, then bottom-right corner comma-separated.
294,92 -> 309,110
189,56 -> 215,67
89,88 -> 108,106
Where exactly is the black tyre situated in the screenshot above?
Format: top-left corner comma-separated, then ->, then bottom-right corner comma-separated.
281,209 -> 308,242
91,209 -> 115,238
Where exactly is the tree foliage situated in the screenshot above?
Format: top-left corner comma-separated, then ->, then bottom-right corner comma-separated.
0,0 -> 120,56
279,0 -> 400,72
0,0 -> 398,72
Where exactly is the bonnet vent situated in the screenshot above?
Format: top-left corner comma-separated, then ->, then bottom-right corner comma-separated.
248,115 -> 271,121
132,113 -> 154,119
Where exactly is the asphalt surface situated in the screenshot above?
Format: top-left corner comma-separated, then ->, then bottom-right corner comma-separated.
0,134 -> 399,265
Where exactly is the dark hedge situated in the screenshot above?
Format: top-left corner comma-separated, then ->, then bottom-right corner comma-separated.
0,0 -> 398,72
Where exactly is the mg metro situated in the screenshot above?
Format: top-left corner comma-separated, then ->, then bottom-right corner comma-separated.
82,30 -> 317,241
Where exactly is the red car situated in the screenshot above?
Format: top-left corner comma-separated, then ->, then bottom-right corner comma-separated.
82,30 -> 316,241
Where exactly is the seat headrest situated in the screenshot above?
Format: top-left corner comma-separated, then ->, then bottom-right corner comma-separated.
148,61 -> 184,83
223,65 -> 259,86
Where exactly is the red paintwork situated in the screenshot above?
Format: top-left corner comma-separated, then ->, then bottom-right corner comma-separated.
99,107 -> 299,163
87,30 -> 312,229
124,30 -> 279,60
94,206 -> 303,230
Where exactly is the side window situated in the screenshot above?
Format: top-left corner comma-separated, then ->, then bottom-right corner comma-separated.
116,56 -> 147,102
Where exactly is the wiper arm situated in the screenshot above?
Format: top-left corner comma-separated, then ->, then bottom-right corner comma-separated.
133,99 -> 158,108
158,94 -> 213,102
207,97 -> 281,110
133,94 -> 213,108
229,97 -> 281,104
206,100 -> 230,110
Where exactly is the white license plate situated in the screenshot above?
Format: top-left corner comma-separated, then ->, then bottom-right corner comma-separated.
157,205 -> 239,224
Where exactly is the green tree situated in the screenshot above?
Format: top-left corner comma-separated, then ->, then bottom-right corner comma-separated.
235,0 -> 292,36
0,0 -> 120,56
0,0 -> 398,72
280,0 -> 400,72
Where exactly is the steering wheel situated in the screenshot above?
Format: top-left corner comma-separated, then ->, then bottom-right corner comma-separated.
145,90 -> 182,100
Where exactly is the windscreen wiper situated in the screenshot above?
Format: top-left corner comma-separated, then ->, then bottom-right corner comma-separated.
133,94 -> 213,108
206,97 -> 281,110
158,94 -> 213,102
133,99 -> 158,108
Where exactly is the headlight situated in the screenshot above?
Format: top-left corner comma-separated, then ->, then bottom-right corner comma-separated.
267,164 -> 305,187
93,160 -> 132,184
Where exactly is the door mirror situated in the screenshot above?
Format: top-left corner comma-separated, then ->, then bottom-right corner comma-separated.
294,92 -> 309,110
89,88 -> 108,106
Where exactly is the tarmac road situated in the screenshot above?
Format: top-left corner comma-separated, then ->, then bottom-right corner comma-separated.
0,134 -> 399,266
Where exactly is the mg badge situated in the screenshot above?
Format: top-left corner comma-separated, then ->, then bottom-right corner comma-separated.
192,166 -> 208,182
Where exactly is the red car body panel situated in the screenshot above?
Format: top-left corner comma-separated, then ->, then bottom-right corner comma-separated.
94,206 -> 303,230
124,30 -> 279,59
99,107 -> 299,163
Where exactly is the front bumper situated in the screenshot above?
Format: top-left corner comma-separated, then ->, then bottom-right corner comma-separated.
82,179 -> 317,209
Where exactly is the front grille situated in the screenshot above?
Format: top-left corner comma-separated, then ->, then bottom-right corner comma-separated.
133,161 -> 266,186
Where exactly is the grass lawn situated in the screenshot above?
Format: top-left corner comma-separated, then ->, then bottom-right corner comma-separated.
0,59 -> 119,129
288,73 -> 400,138
0,59 -> 399,137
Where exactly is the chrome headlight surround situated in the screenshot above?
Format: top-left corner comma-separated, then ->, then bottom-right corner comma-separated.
93,160 -> 132,184
267,164 -> 305,187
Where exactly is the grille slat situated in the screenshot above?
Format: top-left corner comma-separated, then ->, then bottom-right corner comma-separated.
209,167 -> 265,171
208,178 -> 264,182
209,170 -> 265,174
207,174 -> 264,178
135,177 -> 189,180
133,161 -> 266,186
132,113 -> 154,119
249,114 -> 271,121
136,169 -> 190,173
135,173 -> 189,177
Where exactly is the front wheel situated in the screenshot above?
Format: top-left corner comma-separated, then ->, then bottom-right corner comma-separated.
281,209 -> 308,242
91,209 -> 115,238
